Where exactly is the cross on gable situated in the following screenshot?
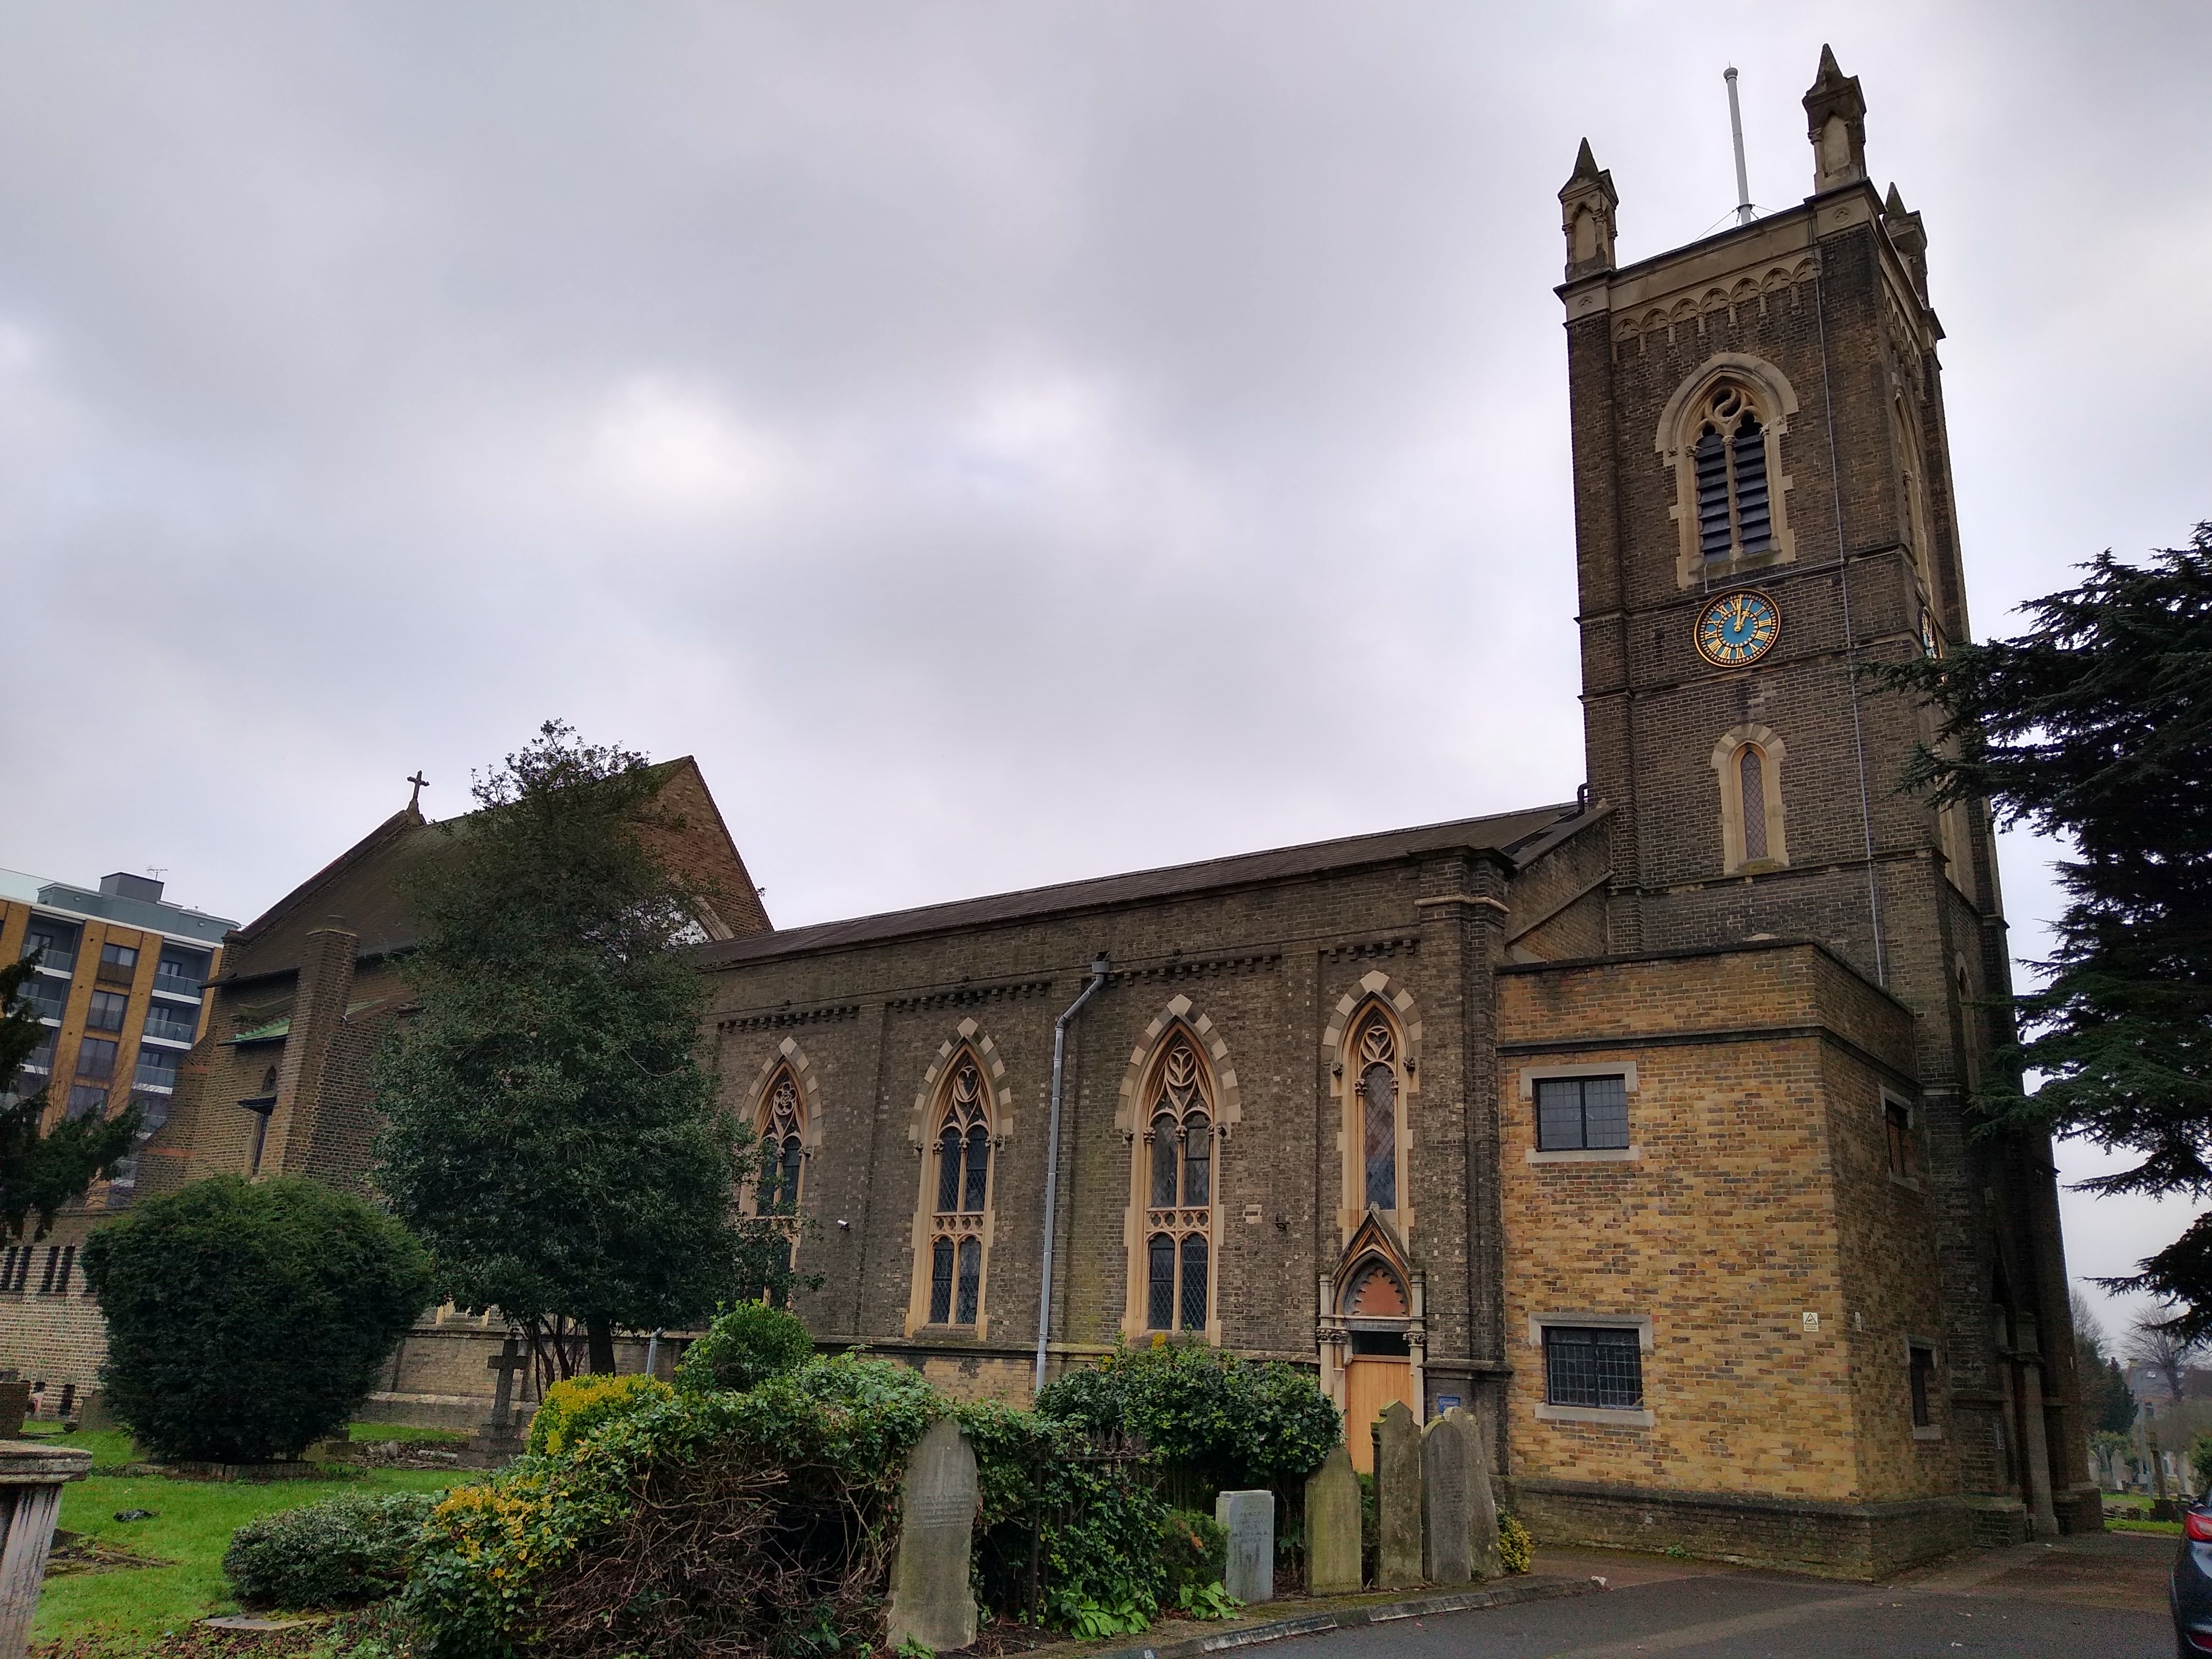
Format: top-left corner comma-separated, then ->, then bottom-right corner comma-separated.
407,771 -> 430,812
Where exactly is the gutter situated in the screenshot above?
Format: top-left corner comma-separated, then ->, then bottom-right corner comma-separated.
1035,953 -> 1109,1394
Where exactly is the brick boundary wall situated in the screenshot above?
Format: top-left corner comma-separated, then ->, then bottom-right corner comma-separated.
1508,1475 -> 2002,1579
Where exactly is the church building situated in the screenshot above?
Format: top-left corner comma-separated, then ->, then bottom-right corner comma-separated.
0,49 -> 2090,1580
688,49 -> 2092,1574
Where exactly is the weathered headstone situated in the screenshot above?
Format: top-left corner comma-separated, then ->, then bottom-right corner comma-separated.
0,1441 -> 89,1658
75,1390 -> 110,1434
1304,1444 -> 1361,1595
0,1386 -> 27,1442
887,1417 -> 979,1653
1374,1399 -> 1423,1588
1451,1407 -> 1503,1580
470,1336 -> 530,1458
1215,1488 -> 1274,1605
1420,1411 -> 1472,1584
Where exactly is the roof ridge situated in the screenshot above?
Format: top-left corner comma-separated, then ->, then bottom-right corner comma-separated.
230,806 -> 430,944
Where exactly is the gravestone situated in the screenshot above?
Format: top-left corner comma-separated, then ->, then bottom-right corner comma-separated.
1420,1411 -> 1472,1584
1374,1400 -> 1423,1589
1451,1407 -> 1504,1580
1304,1444 -> 1361,1595
470,1336 -> 530,1458
887,1417 -> 979,1653
0,1441 -> 89,1658
75,1390 -> 110,1433
1215,1488 -> 1274,1604
0,1386 -> 26,1442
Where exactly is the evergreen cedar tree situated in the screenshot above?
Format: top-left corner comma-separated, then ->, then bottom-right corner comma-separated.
80,1174 -> 433,1462
373,721 -> 804,1377
0,955 -> 139,1241
1879,525 -> 2212,1334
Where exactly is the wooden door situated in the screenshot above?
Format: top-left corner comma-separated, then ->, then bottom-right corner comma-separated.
1344,1358 -> 1413,1473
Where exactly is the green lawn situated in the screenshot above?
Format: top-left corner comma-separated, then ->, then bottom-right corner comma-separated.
33,1430 -> 469,1647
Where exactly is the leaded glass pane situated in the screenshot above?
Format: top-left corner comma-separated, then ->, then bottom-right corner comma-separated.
1363,1063 -> 1397,1208
1178,1235 -> 1208,1331
1544,1326 -> 1641,1409
1740,747 -> 1768,861
1182,1113 -> 1210,1207
963,1125 -> 990,1212
1147,1235 -> 1175,1329
1535,1077 -> 1584,1151
1581,1076 -> 1628,1149
937,1128 -> 962,1213
929,1238 -> 954,1324
778,1138 -> 804,1212
955,1237 -> 981,1324
1151,1115 -> 1178,1208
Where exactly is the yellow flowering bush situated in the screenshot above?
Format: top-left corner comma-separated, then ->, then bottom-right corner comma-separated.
525,1372 -> 670,1456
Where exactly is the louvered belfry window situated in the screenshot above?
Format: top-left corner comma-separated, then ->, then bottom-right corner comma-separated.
1693,384 -> 1773,564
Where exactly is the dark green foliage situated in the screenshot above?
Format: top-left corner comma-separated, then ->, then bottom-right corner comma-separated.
1036,1338 -> 1341,1494
673,1301 -> 815,1394
2093,1358 -> 2139,1434
0,956 -> 139,1243
1154,1508 -> 1227,1599
80,1175 -> 434,1462
1874,530 -> 2212,1332
374,721 -> 805,1376
224,1492 -> 439,1609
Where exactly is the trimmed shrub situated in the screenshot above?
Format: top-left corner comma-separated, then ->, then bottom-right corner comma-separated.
224,1492 -> 439,1610
81,1175 -> 433,1462
1155,1508 -> 1228,1597
1498,1513 -> 1533,1575
1037,1338 -> 1341,1493
672,1300 -> 814,1394
527,1373 -> 670,1456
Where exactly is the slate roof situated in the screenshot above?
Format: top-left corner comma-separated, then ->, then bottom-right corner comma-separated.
691,800 -> 1592,968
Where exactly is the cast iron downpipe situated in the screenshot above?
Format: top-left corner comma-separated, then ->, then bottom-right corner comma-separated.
1035,953 -> 1110,1394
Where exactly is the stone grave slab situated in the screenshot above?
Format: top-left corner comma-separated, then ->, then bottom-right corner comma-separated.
1374,1400 -> 1423,1589
1449,1406 -> 1503,1580
1305,1443 -> 1361,1595
1420,1411 -> 1473,1584
887,1417 -> 979,1653
1215,1488 -> 1274,1604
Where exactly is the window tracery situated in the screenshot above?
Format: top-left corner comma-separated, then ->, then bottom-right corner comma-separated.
755,1069 -> 806,1216
1356,1016 -> 1398,1211
1658,356 -> 1799,588
1690,383 -> 1772,565
1142,1038 -> 1215,1333
925,1055 -> 993,1326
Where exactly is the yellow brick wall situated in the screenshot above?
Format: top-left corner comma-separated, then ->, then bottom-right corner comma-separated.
1499,943 -> 1937,1508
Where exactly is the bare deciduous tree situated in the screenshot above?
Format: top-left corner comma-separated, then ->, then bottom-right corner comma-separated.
2128,1309 -> 2204,1402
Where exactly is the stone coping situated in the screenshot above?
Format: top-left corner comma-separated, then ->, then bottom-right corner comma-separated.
0,1440 -> 91,1483
1039,1573 -> 1603,1659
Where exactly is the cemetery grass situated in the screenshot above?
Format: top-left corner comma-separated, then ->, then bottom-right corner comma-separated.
35,1430 -> 469,1648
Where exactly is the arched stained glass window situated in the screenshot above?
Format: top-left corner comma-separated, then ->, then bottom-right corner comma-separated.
1141,1037 -> 1215,1332
757,1070 -> 806,1216
1357,1016 -> 1398,1211
922,1051 -> 996,1327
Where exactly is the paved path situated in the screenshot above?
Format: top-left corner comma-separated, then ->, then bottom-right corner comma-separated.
1271,1534 -> 2176,1659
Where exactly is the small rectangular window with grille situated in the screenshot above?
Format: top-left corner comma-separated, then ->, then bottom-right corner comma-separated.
1908,1343 -> 1936,1427
1543,1325 -> 1643,1411
1885,1101 -> 1913,1179
1534,1076 -> 1629,1151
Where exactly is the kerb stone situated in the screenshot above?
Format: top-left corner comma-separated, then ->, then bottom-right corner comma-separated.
887,1417 -> 979,1653
1304,1444 -> 1361,1595
1215,1488 -> 1274,1604
1374,1400 -> 1423,1589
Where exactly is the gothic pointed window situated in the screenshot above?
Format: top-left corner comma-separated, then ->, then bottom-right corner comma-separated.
919,1050 -> 997,1329
755,1070 -> 806,1216
1739,745 -> 1769,862
1356,1016 -> 1399,1210
1691,385 -> 1772,565
1139,1037 -> 1216,1333
1713,725 -> 1788,874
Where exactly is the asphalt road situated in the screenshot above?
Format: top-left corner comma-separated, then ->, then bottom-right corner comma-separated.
1289,1572 -> 2169,1658
1279,1535 -> 2179,1659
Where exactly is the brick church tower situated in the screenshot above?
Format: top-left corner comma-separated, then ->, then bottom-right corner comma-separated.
1556,48 -> 2092,1534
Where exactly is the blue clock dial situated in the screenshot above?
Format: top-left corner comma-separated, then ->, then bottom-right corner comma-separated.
1695,589 -> 1781,667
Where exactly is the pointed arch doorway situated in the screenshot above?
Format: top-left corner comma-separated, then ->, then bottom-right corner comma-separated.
1323,1213 -> 1424,1473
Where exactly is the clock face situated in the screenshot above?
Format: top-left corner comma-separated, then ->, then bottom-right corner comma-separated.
1695,589 -> 1781,667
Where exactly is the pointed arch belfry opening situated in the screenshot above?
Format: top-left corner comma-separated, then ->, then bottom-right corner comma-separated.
904,1019 -> 1015,1338
1656,353 -> 1801,588
1117,995 -> 1242,1344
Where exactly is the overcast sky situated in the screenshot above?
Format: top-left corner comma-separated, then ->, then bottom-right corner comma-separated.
3,2 -> 2206,1340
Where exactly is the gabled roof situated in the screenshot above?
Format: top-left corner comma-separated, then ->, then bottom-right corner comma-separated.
692,800 -> 1593,969
217,757 -> 766,987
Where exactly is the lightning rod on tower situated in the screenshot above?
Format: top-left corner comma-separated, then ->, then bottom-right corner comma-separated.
1724,65 -> 1755,225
